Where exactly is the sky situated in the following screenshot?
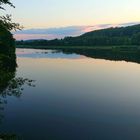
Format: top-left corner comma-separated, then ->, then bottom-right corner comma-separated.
3,0 -> 140,40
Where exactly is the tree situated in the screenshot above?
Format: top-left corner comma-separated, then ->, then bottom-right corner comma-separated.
132,33 -> 140,45
0,0 -> 15,10
0,0 -> 22,58
0,14 -> 22,31
0,0 -> 22,31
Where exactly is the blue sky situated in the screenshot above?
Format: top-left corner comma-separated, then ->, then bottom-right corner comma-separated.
3,0 -> 140,39
5,0 -> 140,28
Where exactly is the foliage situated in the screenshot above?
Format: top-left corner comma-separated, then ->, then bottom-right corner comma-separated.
0,0 -> 15,10
0,0 -> 22,31
0,0 -> 22,59
0,15 -> 22,31
0,24 -> 15,55
17,24 -> 140,46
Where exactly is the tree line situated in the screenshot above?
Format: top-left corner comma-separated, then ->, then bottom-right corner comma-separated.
17,24 -> 140,47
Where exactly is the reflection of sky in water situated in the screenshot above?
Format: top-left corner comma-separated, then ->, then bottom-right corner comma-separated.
16,49 -> 84,59
2,48 -> 140,140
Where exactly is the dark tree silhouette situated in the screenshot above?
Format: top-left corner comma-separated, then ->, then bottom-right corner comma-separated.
0,0 -> 22,31
0,0 -> 22,57
0,14 -> 22,31
0,0 -> 15,9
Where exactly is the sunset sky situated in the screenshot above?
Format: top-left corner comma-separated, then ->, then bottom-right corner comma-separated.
4,0 -> 140,40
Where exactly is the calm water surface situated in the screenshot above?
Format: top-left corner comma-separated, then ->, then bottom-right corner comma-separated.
1,48 -> 140,140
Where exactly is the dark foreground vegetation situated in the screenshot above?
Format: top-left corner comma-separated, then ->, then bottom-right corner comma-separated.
17,24 -> 140,46
0,1 -> 28,139
0,0 -> 21,66
0,0 -> 22,57
0,23 -> 16,64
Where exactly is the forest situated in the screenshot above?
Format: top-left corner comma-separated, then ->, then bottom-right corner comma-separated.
17,24 -> 140,47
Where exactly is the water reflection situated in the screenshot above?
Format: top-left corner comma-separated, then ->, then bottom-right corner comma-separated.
2,49 -> 140,140
16,49 -> 85,59
16,47 -> 140,64
0,55 -> 35,139
59,48 -> 140,64
1,77 -> 35,97
0,134 -> 20,140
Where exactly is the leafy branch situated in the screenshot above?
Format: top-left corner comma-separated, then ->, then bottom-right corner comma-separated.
0,0 -> 23,31
0,0 -> 15,10
0,15 -> 23,31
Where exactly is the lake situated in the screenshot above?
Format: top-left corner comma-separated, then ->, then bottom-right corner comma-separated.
0,48 -> 140,140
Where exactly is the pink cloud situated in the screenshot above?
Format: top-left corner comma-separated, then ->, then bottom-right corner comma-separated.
14,22 -> 140,40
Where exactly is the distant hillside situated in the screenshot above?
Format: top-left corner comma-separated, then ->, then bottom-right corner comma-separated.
78,24 -> 140,45
16,24 -> 140,46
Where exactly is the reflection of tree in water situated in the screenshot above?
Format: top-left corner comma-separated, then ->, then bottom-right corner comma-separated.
61,47 -> 140,64
0,57 -> 35,140
0,77 -> 35,121
0,134 -> 21,140
1,77 -> 35,97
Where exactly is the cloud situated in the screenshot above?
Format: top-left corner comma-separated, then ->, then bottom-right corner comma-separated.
14,22 -> 140,40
